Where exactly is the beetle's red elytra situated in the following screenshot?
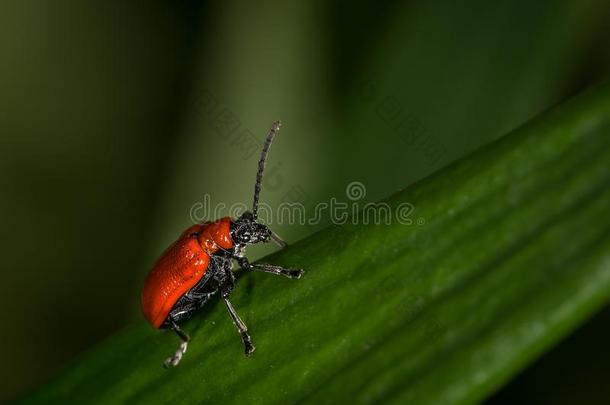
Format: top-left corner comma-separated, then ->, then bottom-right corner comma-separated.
141,218 -> 233,328
140,121 -> 304,367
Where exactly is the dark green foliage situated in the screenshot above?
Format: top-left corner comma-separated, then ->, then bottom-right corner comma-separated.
25,83 -> 610,404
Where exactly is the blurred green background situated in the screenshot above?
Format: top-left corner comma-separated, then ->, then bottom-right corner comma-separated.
1,0 -> 610,402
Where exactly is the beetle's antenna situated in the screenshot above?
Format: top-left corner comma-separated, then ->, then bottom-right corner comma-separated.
252,120 -> 281,220
269,229 -> 287,249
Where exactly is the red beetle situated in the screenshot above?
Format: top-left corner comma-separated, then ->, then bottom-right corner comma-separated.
141,121 -> 303,367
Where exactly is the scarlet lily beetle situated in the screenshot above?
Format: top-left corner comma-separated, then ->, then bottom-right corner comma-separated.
141,121 -> 303,367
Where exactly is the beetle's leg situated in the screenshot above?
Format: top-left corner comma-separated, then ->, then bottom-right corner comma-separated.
163,318 -> 190,368
251,263 -> 304,278
222,293 -> 255,356
236,257 -> 303,279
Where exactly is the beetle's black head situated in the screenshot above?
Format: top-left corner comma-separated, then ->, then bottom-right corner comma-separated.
231,211 -> 271,245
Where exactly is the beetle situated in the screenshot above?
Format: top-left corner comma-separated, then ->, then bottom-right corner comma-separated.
141,121 -> 303,367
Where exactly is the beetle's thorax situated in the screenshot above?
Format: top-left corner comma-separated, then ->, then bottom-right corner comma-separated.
196,217 -> 234,254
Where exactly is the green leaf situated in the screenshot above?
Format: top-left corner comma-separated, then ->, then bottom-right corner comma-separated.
25,82 -> 610,404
